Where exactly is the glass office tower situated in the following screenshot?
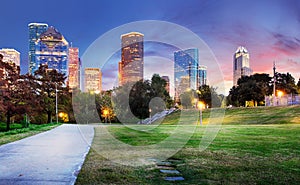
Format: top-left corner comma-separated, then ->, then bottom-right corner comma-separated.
28,23 -> 48,74
174,48 -> 199,99
34,26 -> 69,75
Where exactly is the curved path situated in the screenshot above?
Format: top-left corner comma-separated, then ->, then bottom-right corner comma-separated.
0,124 -> 94,185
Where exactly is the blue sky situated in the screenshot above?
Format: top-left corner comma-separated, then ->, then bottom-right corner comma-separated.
0,0 -> 300,94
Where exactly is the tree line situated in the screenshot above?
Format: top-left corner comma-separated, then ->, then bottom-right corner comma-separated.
1,54 -> 173,130
227,73 -> 300,107
0,55 -> 72,130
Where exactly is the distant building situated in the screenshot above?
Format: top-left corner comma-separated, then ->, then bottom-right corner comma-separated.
119,32 -> 144,86
33,26 -> 69,76
162,76 -> 170,94
28,23 -> 48,74
198,65 -> 207,87
84,68 -> 102,93
174,48 -> 199,100
233,46 -> 252,86
0,53 -> 19,90
0,48 -> 20,66
68,47 -> 80,90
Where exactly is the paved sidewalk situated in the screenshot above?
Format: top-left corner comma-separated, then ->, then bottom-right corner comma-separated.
0,124 -> 94,185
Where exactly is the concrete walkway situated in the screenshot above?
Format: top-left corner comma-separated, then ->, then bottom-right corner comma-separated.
0,124 -> 94,185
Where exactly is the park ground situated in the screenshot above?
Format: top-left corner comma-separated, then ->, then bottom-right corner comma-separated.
76,106 -> 300,185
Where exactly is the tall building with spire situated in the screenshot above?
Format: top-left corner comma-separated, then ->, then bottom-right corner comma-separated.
34,26 -> 69,75
119,32 -> 144,86
28,23 -> 48,74
68,47 -> 80,90
233,46 -> 252,86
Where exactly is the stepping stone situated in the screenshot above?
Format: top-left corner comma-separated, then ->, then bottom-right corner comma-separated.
160,169 -> 180,174
156,161 -> 172,166
157,165 -> 175,170
165,176 -> 185,181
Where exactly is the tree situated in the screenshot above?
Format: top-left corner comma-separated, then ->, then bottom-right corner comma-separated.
95,91 -> 116,123
72,91 -> 100,124
33,64 -> 67,123
274,72 -> 298,95
112,74 -> 174,123
150,74 -> 173,111
197,85 -> 222,108
227,73 -> 274,107
0,55 -> 35,130
180,90 -> 194,109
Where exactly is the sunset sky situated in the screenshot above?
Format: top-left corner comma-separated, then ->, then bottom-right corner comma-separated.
0,0 -> 299,94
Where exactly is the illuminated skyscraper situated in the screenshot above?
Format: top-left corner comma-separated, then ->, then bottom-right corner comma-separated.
233,46 -> 253,86
34,26 -> 69,75
68,47 -> 80,90
174,48 -> 199,100
198,65 -> 207,87
119,32 -> 144,86
28,23 -> 48,74
0,48 -> 20,66
84,68 -> 102,93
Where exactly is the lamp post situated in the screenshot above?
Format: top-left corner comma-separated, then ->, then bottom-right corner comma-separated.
197,101 -> 205,125
149,108 -> 152,123
55,83 -> 58,124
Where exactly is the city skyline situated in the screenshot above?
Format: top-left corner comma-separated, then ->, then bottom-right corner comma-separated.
0,0 -> 299,94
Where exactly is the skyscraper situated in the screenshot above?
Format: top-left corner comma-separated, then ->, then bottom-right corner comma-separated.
0,48 -> 20,66
233,46 -> 253,86
84,68 -> 102,93
68,47 -> 80,90
174,48 -> 199,100
198,65 -> 207,87
28,23 -> 48,74
34,26 -> 69,75
119,32 -> 144,86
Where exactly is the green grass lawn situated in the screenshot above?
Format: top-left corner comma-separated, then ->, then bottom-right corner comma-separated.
0,122 -> 61,146
76,106 -> 300,185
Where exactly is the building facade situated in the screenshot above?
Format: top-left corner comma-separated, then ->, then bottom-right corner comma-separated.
34,26 -> 69,76
0,48 -> 20,66
119,32 -> 144,86
198,65 -> 207,87
233,46 -> 253,86
174,48 -> 199,100
68,47 -> 80,90
28,23 -> 48,74
84,68 -> 102,93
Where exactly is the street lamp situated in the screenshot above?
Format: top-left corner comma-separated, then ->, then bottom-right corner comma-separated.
149,108 -> 152,123
277,90 -> 284,106
197,101 -> 205,125
55,83 -> 58,124
103,109 -> 109,123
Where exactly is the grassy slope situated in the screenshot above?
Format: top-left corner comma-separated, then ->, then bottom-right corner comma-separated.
0,123 -> 61,146
76,106 -> 300,185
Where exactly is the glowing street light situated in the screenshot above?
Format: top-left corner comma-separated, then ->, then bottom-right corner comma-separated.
277,90 -> 284,97
277,90 -> 284,106
197,101 -> 205,125
103,109 -> 109,123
